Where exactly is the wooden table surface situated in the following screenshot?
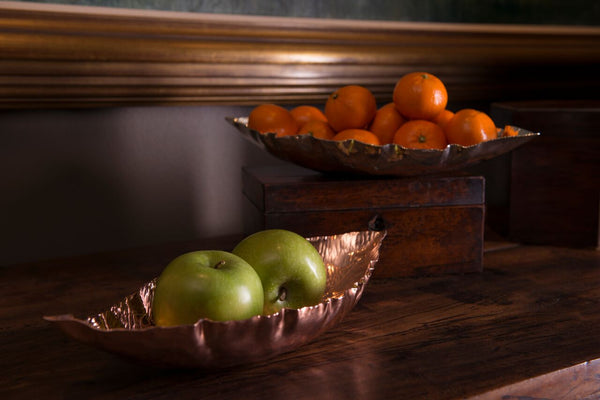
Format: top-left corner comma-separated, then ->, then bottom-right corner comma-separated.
2,236 -> 599,400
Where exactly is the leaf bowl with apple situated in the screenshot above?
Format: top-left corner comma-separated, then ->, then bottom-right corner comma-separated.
44,229 -> 386,368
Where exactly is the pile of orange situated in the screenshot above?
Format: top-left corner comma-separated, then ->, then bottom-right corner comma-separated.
247,71 -> 500,149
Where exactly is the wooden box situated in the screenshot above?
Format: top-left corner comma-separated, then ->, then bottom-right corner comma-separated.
242,166 -> 485,278
491,100 -> 600,248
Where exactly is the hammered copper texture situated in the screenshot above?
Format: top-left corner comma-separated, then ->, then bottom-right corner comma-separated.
227,117 -> 539,176
45,230 -> 386,368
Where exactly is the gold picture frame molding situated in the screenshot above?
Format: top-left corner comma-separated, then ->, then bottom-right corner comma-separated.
1,1 -> 599,108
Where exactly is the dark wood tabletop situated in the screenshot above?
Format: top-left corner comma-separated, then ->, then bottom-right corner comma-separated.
2,236 -> 599,400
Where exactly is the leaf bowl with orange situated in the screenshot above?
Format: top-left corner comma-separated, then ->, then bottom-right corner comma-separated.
228,75 -> 540,176
228,117 -> 538,176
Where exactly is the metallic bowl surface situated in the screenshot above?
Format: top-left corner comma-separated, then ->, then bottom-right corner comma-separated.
44,230 -> 386,368
227,116 -> 540,176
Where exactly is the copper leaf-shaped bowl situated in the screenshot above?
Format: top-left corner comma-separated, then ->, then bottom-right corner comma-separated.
44,230 -> 386,368
227,116 -> 539,176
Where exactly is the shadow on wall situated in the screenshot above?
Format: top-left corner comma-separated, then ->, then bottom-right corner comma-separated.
0,105 -> 286,266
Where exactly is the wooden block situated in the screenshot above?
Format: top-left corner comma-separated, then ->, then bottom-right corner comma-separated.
491,100 -> 600,247
242,165 -> 485,277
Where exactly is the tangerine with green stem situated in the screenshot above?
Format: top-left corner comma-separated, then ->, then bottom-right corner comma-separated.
325,85 -> 377,132
393,72 -> 448,120
393,120 -> 447,150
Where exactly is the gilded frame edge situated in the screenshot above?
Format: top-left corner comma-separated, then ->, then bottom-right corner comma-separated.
1,1 -> 599,109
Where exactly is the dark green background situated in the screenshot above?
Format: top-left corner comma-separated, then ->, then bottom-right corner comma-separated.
14,0 -> 600,26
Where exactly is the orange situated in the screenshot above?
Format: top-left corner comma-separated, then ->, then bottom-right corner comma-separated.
297,120 -> 335,140
248,104 -> 299,137
393,72 -> 448,120
393,120 -> 447,150
445,108 -> 497,146
503,125 -> 519,137
432,109 -> 455,131
325,85 -> 377,132
332,129 -> 381,146
290,105 -> 328,126
369,102 -> 406,145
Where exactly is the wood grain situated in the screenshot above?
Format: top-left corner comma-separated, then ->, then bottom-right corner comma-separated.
242,166 -> 484,277
1,2 -> 599,108
2,236 -> 599,399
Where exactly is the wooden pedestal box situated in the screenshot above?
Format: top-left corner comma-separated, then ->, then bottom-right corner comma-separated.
242,166 -> 485,278
491,100 -> 600,248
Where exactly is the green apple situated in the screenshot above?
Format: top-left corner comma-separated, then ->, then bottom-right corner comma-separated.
232,229 -> 327,315
152,250 -> 264,326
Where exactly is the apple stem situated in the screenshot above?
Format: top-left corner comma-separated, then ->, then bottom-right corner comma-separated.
278,287 -> 287,302
213,260 -> 226,269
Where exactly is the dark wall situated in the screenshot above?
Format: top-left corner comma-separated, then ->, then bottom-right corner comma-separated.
14,0 -> 600,26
